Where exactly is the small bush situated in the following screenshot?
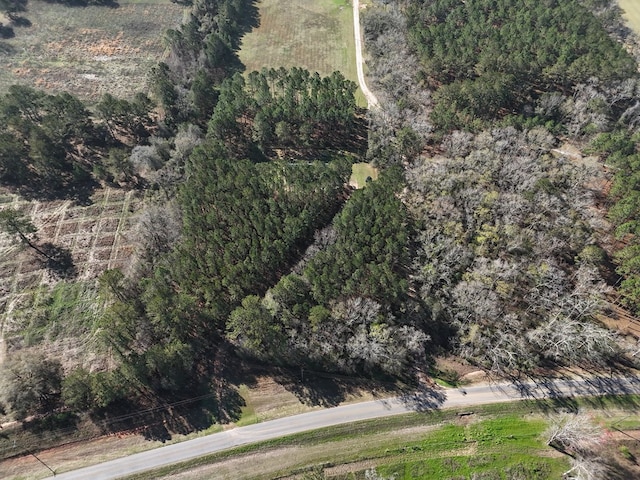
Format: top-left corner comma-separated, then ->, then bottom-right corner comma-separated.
620,445 -> 636,463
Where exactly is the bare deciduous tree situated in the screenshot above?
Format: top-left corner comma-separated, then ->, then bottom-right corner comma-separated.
130,202 -> 182,277
563,456 -> 609,480
545,411 -> 604,454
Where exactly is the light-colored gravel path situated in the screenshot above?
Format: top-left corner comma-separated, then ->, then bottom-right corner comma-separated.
353,0 -> 379,108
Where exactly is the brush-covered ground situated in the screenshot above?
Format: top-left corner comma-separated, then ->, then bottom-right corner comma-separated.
0,0 -> 184,101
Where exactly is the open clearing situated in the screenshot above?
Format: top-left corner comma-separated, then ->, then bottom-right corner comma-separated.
619,0 -> 640,35
349,162 -> 379,189
0,0 -> 184,101
0,187 -> 143,365
238,0 -> 364,105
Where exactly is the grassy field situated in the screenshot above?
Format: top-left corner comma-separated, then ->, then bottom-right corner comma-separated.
0,0 -> 184,101
619,0 -> 640,35
349,162 -> 379,188
238,0 -> 365,105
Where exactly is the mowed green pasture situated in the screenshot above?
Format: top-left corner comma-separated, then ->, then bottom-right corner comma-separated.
238,0 -> 364,105
619,0 -> 640,35
0,0 -> 184,101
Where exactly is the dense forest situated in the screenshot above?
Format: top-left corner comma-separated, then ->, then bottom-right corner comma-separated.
0,0 -> 377,427
0,85 -> 154,195
362,0 -> 640,376
406,0 -> 637,131
2,0 -> 640,453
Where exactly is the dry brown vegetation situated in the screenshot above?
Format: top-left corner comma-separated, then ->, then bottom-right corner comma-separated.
0,187 -> 143,359
0,1 -> 184,101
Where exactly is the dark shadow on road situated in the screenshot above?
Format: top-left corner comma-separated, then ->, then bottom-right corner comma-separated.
488,366 -> 640,413
397,383 -> 447,412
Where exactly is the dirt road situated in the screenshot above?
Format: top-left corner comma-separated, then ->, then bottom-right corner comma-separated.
353,0 -> 379,108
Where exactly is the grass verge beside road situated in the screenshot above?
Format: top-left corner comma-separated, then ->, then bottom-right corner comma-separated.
125,398 -> 640,480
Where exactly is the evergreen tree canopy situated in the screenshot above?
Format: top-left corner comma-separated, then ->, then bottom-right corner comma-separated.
407,0 -> 637,131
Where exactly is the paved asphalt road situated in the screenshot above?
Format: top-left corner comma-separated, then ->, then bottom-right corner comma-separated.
48,375 -> 640,479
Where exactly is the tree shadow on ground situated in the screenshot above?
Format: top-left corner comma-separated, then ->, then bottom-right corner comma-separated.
0,42 -> 16,55
397,383 -> 447,412
139,387 -> 245,442
269,366 -> 446,412
0,24 -> 15,39
236,0 -> 260,46
23,412 -> 80,435
122,347 -> 252,442
602,457 -> 640,480
491,361 -> 640,413
209,378 -> 246,426
259,113 -> 369,162
268,366 -> 399,408
10,16 -> 31,28
16,177 -> 101,206
39,243 -> 77,279
91,379 -> 246,443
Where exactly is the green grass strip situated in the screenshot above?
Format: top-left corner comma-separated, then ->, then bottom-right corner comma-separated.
123,395 -> 640,480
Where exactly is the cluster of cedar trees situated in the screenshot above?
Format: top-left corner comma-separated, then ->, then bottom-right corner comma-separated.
3,0 -> 640,425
